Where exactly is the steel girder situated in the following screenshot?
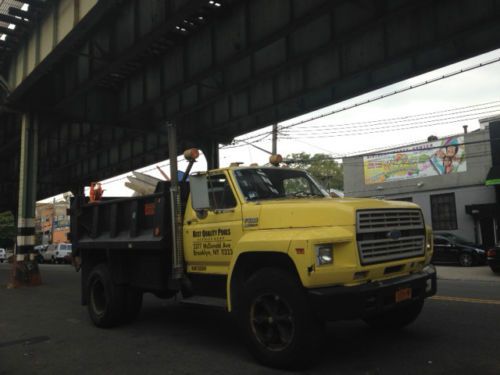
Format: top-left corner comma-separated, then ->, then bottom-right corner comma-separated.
1,0 -> 500,201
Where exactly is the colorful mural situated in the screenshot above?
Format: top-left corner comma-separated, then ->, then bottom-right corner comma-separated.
363,136 -> 467,184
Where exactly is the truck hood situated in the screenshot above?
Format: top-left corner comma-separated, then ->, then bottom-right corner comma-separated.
245,198 -> 420,230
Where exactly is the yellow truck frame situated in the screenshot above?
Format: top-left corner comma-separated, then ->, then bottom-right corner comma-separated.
72,164 -> 436,369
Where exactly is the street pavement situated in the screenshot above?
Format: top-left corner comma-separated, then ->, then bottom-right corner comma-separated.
436,265 -> 500,282
1,263 -> 500,375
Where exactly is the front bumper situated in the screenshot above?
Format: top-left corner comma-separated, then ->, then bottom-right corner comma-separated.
307,265 -> 437,321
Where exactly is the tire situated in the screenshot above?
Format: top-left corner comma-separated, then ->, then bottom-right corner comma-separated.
87,264 -> 126,328
364,299 -> 424,330
459,252 -> 474,267
237,268 -> 323,369
490,266 -> 500,275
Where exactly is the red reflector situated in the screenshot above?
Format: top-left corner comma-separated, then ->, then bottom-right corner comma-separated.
144,203 -> 155,216
487,249 -> 496,257
295,248 -> 304,255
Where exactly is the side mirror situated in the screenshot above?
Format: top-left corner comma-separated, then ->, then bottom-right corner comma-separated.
190,174 -> 211,210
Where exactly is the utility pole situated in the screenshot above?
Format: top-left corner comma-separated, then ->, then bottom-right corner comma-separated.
272,124 -> 278,155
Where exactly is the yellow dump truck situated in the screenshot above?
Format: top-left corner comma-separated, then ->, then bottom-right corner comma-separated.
71,162 -> 436,369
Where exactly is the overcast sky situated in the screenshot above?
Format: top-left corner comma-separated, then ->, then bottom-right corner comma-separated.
44,48 -> 500,199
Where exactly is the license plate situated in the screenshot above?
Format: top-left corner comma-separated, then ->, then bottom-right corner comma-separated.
395,287 -> 412,303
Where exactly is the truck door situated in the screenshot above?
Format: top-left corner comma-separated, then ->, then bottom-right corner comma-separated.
184,172 -> 243,275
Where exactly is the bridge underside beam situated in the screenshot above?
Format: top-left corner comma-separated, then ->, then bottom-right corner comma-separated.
1,0 -> 500,203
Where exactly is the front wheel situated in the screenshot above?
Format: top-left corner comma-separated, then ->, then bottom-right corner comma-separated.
237,268 -> 323,369
459,253 -> 474,267
364,299 -> 424,329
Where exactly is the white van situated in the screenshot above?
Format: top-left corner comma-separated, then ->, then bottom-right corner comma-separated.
43,243 -> 72,264
0,248 -> 6,263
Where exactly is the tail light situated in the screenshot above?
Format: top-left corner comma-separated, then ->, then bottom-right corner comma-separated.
487,248 -> 496,257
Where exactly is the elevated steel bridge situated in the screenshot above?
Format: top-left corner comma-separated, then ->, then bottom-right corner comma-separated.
0,0 -> 500,272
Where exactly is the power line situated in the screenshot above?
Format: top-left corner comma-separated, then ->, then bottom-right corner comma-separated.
229,56 -> 500,146
279,56 -> 500,132
288,100 -> 500,129
282,137 -> 494,162
286,105 -> 500,134
229,97 -> 500,148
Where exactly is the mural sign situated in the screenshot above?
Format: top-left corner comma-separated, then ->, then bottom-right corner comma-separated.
363,136 -> 467,184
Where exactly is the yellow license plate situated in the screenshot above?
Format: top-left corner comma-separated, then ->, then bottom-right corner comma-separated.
395,287 -> 412,303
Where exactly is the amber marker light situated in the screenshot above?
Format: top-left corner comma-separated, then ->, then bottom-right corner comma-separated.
184,148 -> 200,161
269,154 -> 283,166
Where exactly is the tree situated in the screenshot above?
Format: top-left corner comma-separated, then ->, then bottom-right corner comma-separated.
0,211 -> 16,248
285,153 -> 343,191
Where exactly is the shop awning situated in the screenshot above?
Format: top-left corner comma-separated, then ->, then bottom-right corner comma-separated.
485,166 -> 500,186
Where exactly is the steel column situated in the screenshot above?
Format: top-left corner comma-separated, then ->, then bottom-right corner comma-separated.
10,112 -> 42,287
167,122 -> 184,281
202,140 -> 219,170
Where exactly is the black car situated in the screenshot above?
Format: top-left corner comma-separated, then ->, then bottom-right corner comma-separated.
432,232 -> 486,267
487,247 -> 500,274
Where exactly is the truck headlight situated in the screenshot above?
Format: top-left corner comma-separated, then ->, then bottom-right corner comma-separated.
315,244 -> 333,266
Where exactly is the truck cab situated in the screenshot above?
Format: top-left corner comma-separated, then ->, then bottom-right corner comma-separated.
71,162 -> 436,369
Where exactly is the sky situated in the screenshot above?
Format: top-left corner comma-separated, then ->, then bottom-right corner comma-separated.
42,48 -> 500,200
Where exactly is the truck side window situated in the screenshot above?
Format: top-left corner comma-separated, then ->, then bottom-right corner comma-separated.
207,174 -> 236,209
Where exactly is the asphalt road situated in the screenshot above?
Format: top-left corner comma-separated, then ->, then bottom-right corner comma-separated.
1,264 -> 500,375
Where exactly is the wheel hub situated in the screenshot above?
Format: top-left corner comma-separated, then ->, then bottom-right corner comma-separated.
250,293 -> 295,351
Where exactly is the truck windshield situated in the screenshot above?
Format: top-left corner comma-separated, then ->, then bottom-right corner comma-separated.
233,168 -> 329,201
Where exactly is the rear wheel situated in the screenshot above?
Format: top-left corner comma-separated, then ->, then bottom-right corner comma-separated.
87,264 -> 126,328
237,268 -> 323,369
364,299 -> 424,329
459,253 -> 474,267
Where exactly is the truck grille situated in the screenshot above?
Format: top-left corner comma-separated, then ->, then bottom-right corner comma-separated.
356,209 -> 425,265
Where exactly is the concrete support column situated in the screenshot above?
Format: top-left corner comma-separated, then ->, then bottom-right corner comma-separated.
10,113 -> 42,287
202,140 -> 219,170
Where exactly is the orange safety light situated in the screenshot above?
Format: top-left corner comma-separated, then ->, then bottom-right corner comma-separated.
269,154 -> 283,166
89,182 -> 104,202
184,148 -> 200,162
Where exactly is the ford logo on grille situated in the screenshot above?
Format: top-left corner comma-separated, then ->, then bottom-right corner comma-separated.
386,230 -> 402,240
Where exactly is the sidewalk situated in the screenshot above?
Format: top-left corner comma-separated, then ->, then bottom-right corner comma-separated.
436,265 -> 500,282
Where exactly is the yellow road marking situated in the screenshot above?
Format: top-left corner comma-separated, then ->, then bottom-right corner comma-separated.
431,295 -> 500,305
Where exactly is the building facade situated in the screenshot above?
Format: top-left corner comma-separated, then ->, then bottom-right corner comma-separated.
35,200 -> 70,245
343,120 -> 500,247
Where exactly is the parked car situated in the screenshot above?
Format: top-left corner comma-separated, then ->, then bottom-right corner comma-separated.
43,243 -> 72,264
34,244 -> 48,263
487,246 -> 500,274
0,248 -> 6,263
432,232 -> 486,267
